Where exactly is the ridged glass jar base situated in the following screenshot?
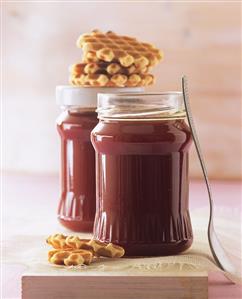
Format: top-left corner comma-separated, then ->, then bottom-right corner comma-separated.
94,210 -> 193,256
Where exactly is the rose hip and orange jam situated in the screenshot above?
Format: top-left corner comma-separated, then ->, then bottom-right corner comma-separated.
91,92 -> 193,256
57,108 -> 97,232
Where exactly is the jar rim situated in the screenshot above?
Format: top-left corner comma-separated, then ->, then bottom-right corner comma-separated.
98,91 -> 183,97
97,91 -> 185,121
56,86 -> 144,107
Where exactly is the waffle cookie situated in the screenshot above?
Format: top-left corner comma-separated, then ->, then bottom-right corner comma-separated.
70,73 -> 154,87
46,234 -> 71,250
47,234 -> 125,259
88,239 -> 125,258
46,234 -> 93,251
76,30 -> 163,68
70,62 -> 149,76
48,249 -> 93,266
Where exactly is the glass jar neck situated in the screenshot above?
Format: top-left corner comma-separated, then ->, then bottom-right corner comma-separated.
61,106 -> 96,114
97,92 -> 186,121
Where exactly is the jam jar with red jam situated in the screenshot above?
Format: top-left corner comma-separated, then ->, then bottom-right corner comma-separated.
91,92 -> 193,255
56,86 -> 142,232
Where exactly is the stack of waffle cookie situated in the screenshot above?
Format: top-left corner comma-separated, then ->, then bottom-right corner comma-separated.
69,30 -> 163,87
46,234 -> 125,267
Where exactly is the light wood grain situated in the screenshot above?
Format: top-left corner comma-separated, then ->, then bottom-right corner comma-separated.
22,271 -> 208,299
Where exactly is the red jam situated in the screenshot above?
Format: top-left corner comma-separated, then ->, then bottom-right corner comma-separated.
57,110 -> 98,232
91,119 -> 193,255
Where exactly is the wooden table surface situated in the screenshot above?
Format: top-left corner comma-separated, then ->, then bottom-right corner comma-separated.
2,174 -> 242,299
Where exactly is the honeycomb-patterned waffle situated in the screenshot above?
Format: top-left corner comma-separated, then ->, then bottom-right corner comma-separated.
46,234 -> 125,266
70,62 -> 150,76
46,234 -> 93,251
46,234 -> 71,250
48,249 -> 93,266
88,239 -> 125,258
70,72 -> 154,87
76,30 -> 163,68
70,30 -> 162,87
69,62 -> 154,87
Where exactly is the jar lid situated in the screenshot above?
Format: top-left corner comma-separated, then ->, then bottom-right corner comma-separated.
56,86 -> 144,107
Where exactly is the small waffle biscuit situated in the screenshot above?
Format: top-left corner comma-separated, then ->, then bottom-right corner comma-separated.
65,235 -> 83,249
87,239 -> 107,252
49,250 -> 71,265
48,249 -> 93,266
97,243 -> 125,258
65,236 -> 93,251
48,249 -> 60,262
47,234 -> 93,251
70,249 -> 93,265
64,253 -> 85,266
46,234 -> 70,250
70,73 -> 154,87
46,234 -> 125,265
70,62 -> 149,76
88,239 -> 125,258
76,30 -> 163,67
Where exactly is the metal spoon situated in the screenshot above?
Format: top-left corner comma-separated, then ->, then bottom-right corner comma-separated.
182,76 -> 240,283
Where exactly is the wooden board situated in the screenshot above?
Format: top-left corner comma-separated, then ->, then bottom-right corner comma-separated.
22,259 -> 208,299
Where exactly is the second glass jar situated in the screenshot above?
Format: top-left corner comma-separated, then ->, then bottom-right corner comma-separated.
56,86 -> 143,232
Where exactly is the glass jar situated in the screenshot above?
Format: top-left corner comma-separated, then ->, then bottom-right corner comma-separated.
91,92 -> 193,255
56,86 -> 143,232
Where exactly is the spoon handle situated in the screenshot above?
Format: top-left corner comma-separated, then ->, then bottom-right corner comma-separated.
181,76 -> 223,270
